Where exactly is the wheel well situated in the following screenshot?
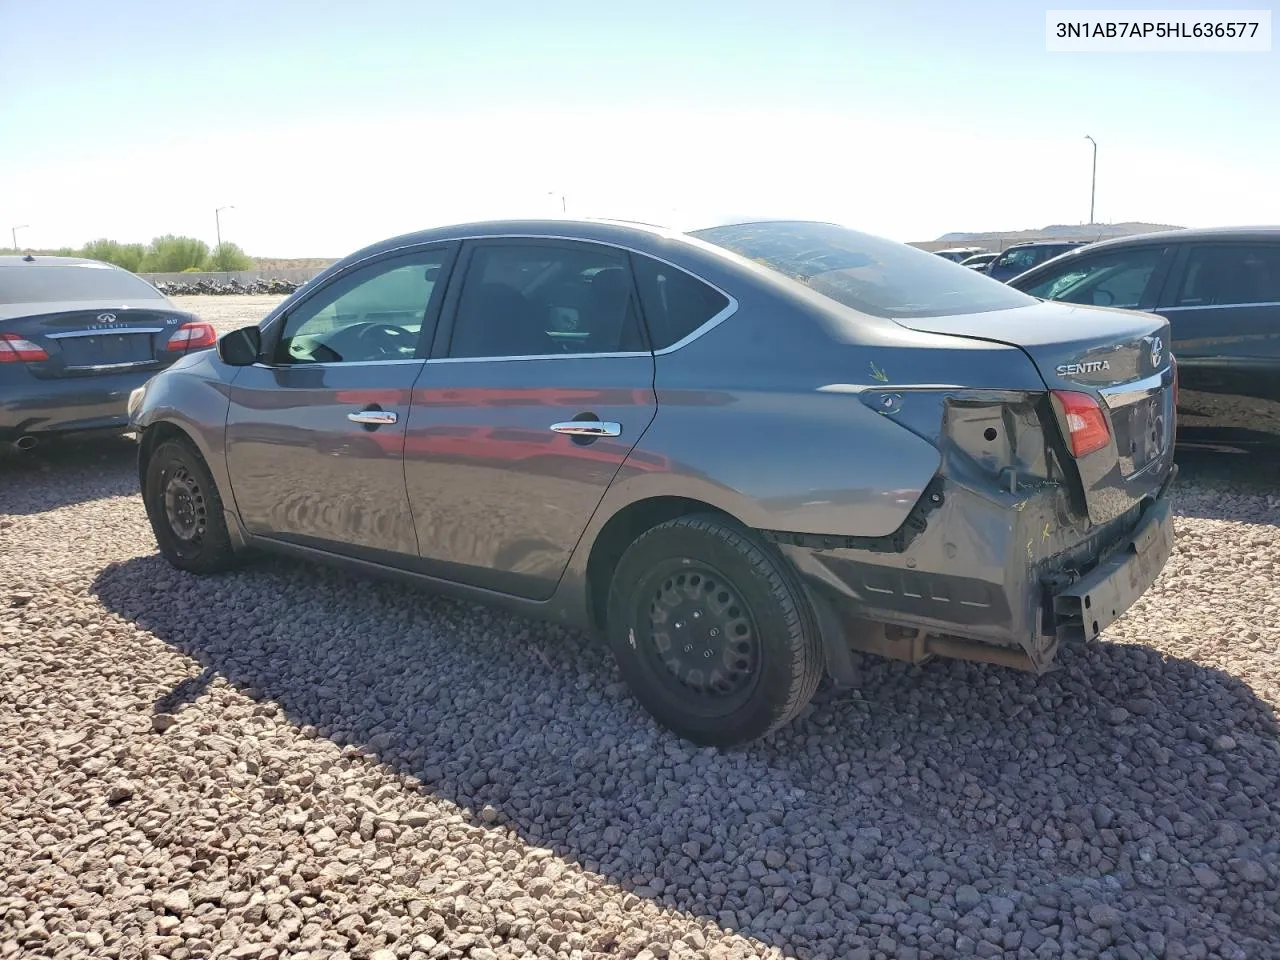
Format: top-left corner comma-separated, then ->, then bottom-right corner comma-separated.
585,496 -> 736,632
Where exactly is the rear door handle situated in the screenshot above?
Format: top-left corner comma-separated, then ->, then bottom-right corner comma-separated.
348,410 -> 398,425
550,420 -> 621,437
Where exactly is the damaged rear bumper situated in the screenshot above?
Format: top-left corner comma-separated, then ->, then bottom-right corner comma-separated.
1050,491 -> 1174,644
767,465 -> 1177,680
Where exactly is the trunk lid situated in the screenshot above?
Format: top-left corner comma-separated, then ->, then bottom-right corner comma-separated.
0,302 -> 198,380
892,301 -> 1175,525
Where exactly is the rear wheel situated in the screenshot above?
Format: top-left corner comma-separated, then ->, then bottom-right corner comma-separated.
143,437 -> 239,574
605,513 -> 823,747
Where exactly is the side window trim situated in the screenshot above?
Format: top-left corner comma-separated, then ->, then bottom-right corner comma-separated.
258,242 -> 459,368
427,237 -> 653,363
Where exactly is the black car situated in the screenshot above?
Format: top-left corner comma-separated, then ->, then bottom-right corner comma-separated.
985,241 -> 1091,282
1008,227 -> 1280,450
1,255 -> 216,451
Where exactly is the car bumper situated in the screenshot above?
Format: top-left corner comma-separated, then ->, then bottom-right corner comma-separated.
1050,492 -> 1174,644
0,369 -> 158,441
774,466 -> 1177,674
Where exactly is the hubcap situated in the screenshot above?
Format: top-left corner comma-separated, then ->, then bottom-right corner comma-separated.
645,565 -> 758,701
163,466 -> 206,543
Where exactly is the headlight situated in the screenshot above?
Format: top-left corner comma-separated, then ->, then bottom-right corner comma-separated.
127,385 -> 146,418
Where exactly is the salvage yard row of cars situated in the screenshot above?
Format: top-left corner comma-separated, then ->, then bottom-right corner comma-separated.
2,219 -> 1276,745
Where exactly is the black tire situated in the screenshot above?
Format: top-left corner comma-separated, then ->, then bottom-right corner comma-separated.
605,513 -> 823,747
143,437 -> 239,574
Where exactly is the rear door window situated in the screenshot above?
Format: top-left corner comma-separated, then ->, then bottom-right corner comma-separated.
1172,244 -> 1280,307
445,241 -> 648,358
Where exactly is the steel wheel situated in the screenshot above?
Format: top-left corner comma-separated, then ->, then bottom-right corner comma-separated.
606,513 -> 824,746
639,560 -> 762,716
162,464 -> 207,551
143,436 -> 239,574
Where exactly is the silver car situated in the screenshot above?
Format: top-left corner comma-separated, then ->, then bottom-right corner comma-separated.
130,219 -> 1178,746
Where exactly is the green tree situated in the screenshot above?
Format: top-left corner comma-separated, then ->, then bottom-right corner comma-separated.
208,242 -> 253,272
141,235 -> 209,273
81,238 -> 147,272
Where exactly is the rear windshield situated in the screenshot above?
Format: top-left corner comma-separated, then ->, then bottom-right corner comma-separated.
688,221 -> 1035,318
0,263 -> 165,304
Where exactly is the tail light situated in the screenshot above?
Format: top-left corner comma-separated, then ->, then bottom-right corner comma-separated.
1051,390 -> 1111,457
0,333 -> 50,363
166,321 -> 217,352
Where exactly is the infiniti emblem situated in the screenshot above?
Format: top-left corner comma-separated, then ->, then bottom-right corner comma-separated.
97,312 -> 118,323
1149,336 -> 1163,368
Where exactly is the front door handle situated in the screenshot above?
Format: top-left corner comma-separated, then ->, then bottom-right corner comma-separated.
550,420 -> 621,438
348,410 -> 398,425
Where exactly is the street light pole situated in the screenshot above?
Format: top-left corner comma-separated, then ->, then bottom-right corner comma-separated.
1084,136 -> 1097,225
215,206 -> 234,248
11,224 -> 29,251
547,192 -> 566,213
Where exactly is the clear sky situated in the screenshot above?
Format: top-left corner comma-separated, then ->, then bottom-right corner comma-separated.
1,0 -> 1275,256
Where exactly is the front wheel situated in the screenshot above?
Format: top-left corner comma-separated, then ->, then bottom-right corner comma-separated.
605,514 -> 824,747
143,437 -> 239,574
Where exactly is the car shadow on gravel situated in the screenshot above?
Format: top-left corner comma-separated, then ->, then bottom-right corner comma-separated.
91,553 -> 1280,956
0,434 -> 139,516
1172,449 -> 1280,525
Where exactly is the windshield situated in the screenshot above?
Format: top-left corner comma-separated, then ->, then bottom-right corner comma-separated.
0,262 -> 166,305
688,221 -> 1034,318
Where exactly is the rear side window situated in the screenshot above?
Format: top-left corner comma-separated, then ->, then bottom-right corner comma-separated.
691,221 -> 1033,319
631,255 -> 730,350
994,248 -> 1039,272
1174,244 -> 1280,307
0,263 -> 165,304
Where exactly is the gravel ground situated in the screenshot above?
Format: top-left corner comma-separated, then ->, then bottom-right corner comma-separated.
3,297 -> 1280,959
171,294 -> 289,336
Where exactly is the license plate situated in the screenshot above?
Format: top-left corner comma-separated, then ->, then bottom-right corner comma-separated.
61,334 -> 153,367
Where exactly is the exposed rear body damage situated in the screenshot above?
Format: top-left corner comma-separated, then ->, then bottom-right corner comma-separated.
765,327 -> 1176,679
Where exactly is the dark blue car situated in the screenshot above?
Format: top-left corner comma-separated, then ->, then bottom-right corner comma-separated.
1,255 -> 216,451
984,240 -> 1091,282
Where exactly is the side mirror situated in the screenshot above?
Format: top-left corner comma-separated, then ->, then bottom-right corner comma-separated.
217,326 -> 262,366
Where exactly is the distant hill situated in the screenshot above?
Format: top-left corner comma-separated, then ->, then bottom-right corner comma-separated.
936,222 -> 1183,244
909,222 -> 1183,254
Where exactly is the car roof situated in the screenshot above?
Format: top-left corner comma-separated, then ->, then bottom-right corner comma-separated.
1047,225 -> 1280,252
325,217 -> 852,273
1004,239 -> 1089,249
0,255 -> 119,268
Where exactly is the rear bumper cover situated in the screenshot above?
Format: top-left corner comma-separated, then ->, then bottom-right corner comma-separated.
1050,490 -> 1174,644
0,369 -> 157,440
774,466 -> 1177,674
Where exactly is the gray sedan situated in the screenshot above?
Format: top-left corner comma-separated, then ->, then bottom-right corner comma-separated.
129,219 -> 1178,746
